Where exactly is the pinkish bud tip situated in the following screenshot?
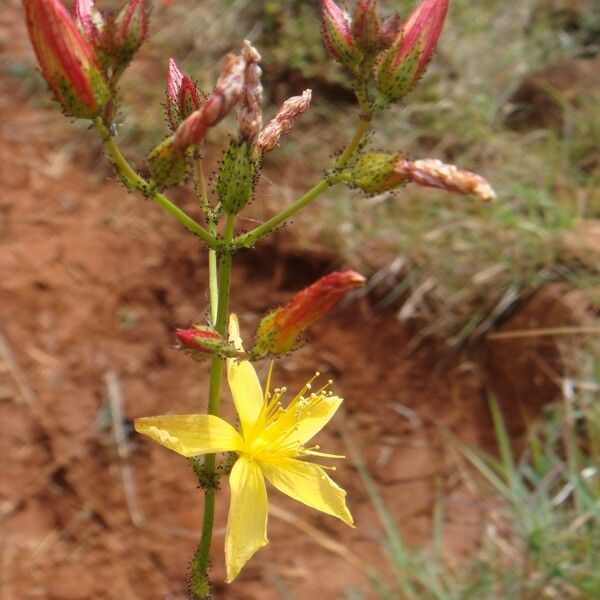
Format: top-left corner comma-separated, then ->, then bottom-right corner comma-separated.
176,327 -> 222,354
375,0 -> 449,101
165,58 -> 203,131
321,0 -> 360,69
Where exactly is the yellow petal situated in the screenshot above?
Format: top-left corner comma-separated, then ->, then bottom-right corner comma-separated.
226,315 -> 265,436
262,458 -> 354,526
134,414 -> 243,457
288,394 -> 343,446
225,456 -> 269,582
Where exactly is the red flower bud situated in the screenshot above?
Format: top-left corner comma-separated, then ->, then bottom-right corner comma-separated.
252,270 -> 366,358
23,0 -> 110,119
176,326 -> 240,360
351,0 -> 382,55
375,0 -> 449,101
115,0 -> 149,60
165,58 -> 203,131
321,0 -> 361,70
176,326 -> 222,353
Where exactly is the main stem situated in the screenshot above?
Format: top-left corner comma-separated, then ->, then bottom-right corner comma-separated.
191,214 -> 235,599
190,111 -> 372,595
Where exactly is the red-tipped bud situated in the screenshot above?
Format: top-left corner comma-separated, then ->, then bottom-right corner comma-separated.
174,53 -> 246,152
115,0 -> 149,62
351,0 -> 382,55
321,0 -> 361,70
24,0 -> 110,119
165,58 -> 203,131
252,270 -> 366,358
394,158 -> 496,201
375,0 -> 448,101
176,326 -> 240,360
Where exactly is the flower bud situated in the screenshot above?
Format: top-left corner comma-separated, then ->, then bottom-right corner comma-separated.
216,141 -> 259,215
24,0 -> 110,119
351,0 -> 382,56
256,90 -> 312,154
174,53 -> 246,152
252,270 -> 366,358
148,135 -> 188,189
176,326 -> 240,360
165,58 -> 203,131
348,152 -> 408,194
321,0 -> 361,71
394,158 -> 496,201
375,0 -> 449,101
73,0 -> 149,80
115,0 -> 150,64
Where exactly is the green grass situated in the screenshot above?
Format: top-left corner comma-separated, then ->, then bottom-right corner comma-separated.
342,350 -> 600,599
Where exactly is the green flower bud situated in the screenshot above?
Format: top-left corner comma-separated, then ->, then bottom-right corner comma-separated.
216,141 -> 259,215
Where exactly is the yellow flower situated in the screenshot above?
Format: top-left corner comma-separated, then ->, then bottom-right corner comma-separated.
134,314 -> 353,582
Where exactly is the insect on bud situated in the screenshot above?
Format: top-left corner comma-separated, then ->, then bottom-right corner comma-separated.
252,271 -> 366,358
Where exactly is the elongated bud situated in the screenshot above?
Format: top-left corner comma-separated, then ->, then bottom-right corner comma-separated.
174,53 -> 246,152
216,141 -> 259,215
351,0 -> 382,55
237,41 -> 263,143
256,90 -> 312,154
24,0 -> 110,119
252,270 -> 366,358
375,0 -> 449,101
115,0 -> 150,62
176,326 -> 240,360
321,0 -> 361,70
165,58 -> 203,131
148,135 -> 188,189
348,152 -> 408,194
394,158 -> 496,201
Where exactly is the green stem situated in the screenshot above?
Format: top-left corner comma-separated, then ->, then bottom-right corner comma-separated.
334,116 -> 371,169
191,214 -> 235,599
94,119 -> 218,250
234,179 -> 330,248
234,115 -> 372,249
